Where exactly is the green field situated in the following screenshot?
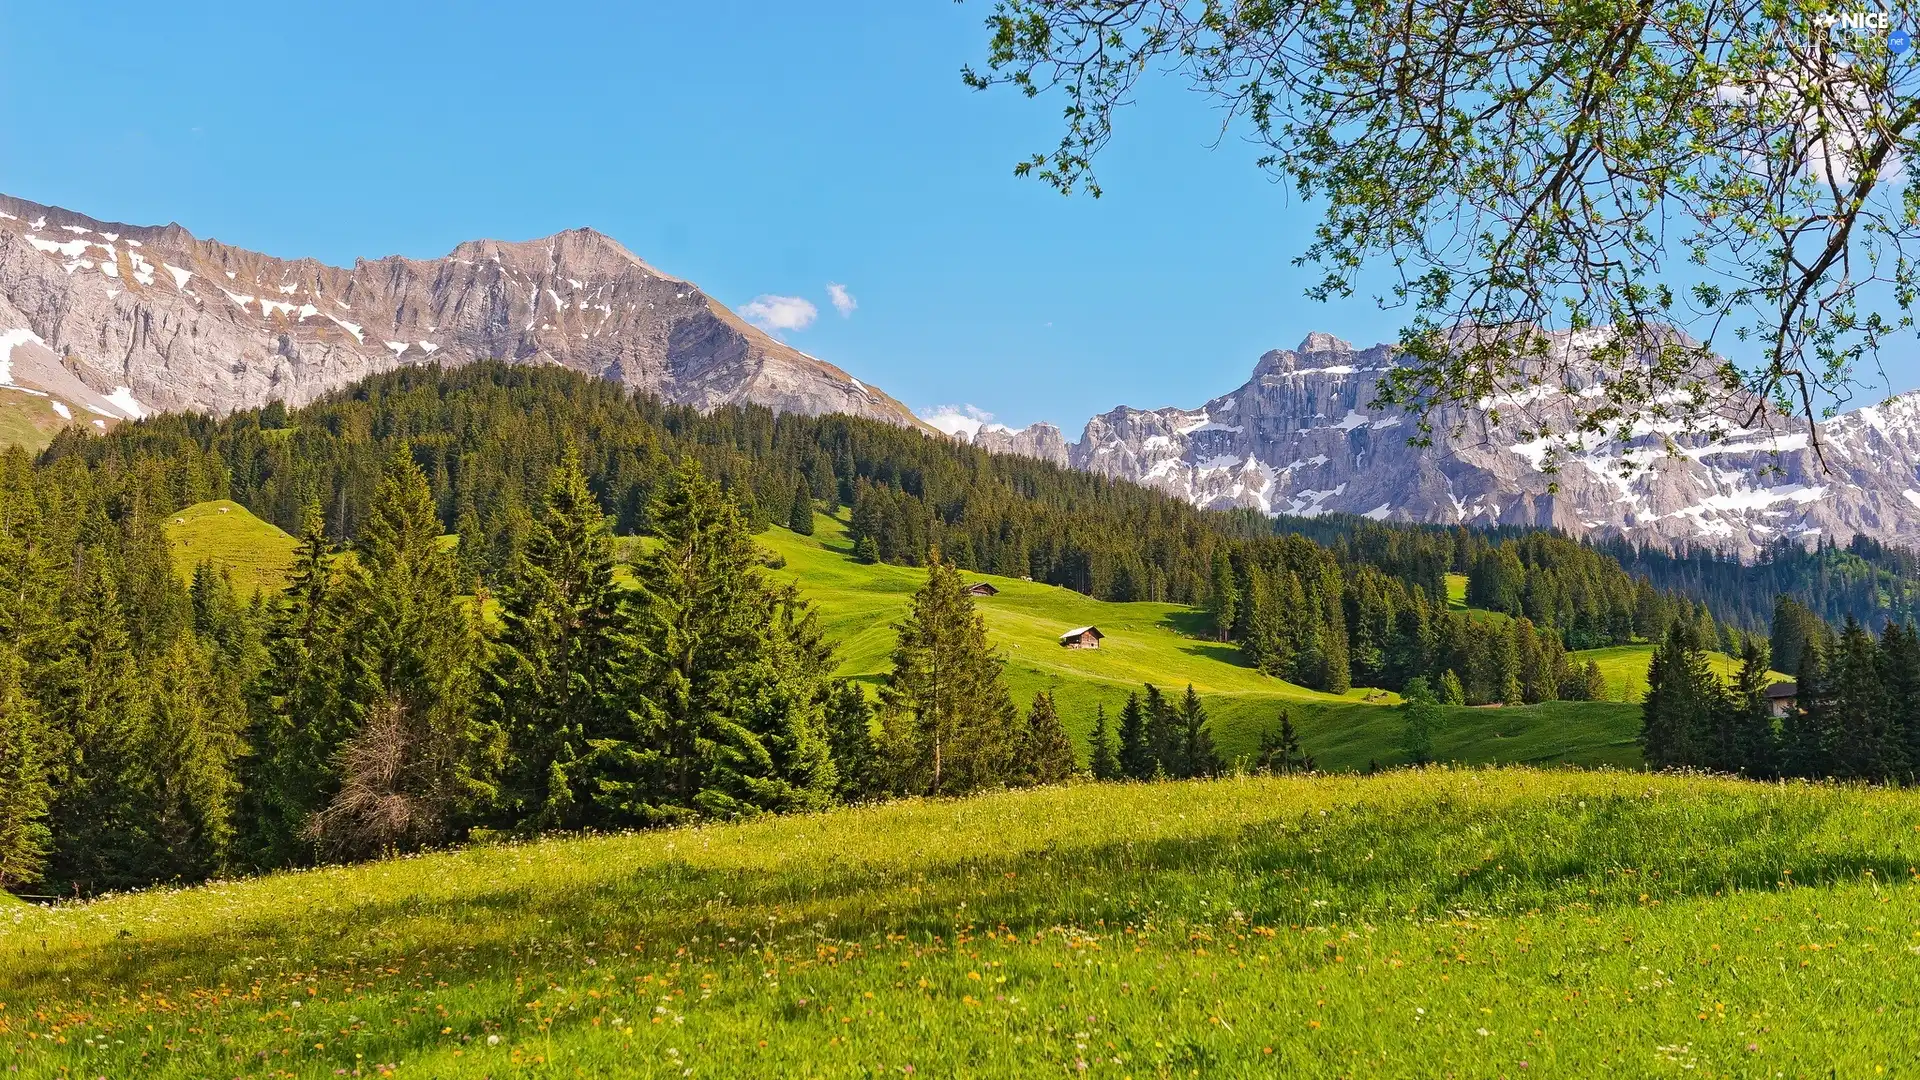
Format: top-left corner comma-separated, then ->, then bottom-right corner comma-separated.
1571,644 -> 1788,704
0,387 -> 67,454
5,768 -> 1917,1076
157,502 -> 1652,771
163,499 -> 302,598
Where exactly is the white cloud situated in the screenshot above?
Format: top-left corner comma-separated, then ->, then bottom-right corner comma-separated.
740,294 -> 818,333
918,404 -> 995,439
826,282 -> 857,317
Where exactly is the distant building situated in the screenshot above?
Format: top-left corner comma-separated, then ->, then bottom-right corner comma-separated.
966,582 -> 1000,597
1059,625 -> 1104,650
1765,680 -> 1798,718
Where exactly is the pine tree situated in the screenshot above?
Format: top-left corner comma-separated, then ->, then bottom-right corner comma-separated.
141,637 -> 243,879
609,458 -> 839,821
1143,684 -> 1179,777
1729,638 -> 1778,778
1175,684 -> 1221,779
788,475 -> 815,536
0,645 -> 51,891
1641,621 -> 1720,769
823,680 -> 881,800
1439,669 -> 1466,706
1086,704 -> 1120,781
877,554 -> 1017,796
313,448 -> 498,858
489,446 -> 631,832
1207,551 -> 1238,642
1016,691 -> 1075,785
1829,617 -> 1888,781
1882,623 -> 1920,784
1256,711 -> 1311,774
1780,637 -> 1833,778
1116,692 -> 1154,780
1582,659 -> 1608,703
241,503 -> 355,868
1401,676 -> 1443,766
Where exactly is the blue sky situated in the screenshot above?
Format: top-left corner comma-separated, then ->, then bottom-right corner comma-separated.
0,1 -> 1907,433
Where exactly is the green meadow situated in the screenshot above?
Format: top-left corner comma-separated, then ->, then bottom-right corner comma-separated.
155,501 -> 1662,772
5,769 -> 1917,1077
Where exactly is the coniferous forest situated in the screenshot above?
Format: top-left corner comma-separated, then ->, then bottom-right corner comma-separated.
0,361 -> 1913,898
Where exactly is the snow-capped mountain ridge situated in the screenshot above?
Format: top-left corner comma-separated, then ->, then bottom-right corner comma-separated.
969,333 -> 1920,556
0,193 -> 927,437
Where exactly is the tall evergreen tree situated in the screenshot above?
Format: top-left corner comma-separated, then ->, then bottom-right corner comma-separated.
1086,704 -> 1120,781
1829,617 -> 1888,781
1728,638 -> 1778,778
1207,551 -> 1238,642
1116,692 -> 1154,780
1400,676 -> 1443,766
1780,636 -> 1834,779
822,680 -> 882,800
0,645 -> 51,891
1143,684 -> 1179,777
241,503 -> 355,868
609,458 -> 838,821
312,448 -> 499,858
489,446 -> 631,832
877,554 -> 1016,796
1174,684 -> 1221,779
1016,691 -> 1076,785
1882,623 -> 1920,784
1640,621 -> 1719,769
788,475 -> 816,536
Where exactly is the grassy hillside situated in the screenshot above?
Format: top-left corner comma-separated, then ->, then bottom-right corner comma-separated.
5,769 -> 1916,1077
157,502 -> 1649,771
1572,643 -> 1789,703
764,515 -> 1644,770
163,499 -> 301,597
0,387 -> 66,454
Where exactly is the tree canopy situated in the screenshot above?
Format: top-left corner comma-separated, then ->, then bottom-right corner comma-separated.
965,0 -> 1920,448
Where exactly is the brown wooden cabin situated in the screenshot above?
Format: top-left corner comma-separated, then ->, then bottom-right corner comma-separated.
1765,680 -> 1798,718
966,582 -> 1000,597
1059,625 -> 1104,650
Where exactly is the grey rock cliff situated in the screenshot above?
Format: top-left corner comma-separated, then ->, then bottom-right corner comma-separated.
0,193 -> 924,431
973,333 -> 1920,556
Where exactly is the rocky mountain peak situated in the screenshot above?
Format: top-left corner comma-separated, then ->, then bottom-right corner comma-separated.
0,193 -> 926,439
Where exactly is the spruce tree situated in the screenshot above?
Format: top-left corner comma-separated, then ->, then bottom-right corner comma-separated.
142,637 -> 243,879
1581,659 -> 1608,702
1830,617 -> 1888,781
0,645 -> 51,891
241,503 -> 355,868
489,446 -> 631,832
823,680 -> 881,800
1640,621 -> 1719,769
1143,684 -> 1179,776
877,554 -> 1017,795
1439,669 -> 1466,706
1882,623 -> 1920,784
1207,551 -> 1238,642
1175,684 -> 1221,778
313,448 -> 498,858
788,475 -> 816,536
1780,637 -> 1833,778
1116,692 -> 1154,780
1016,691 -> 1075,785
610,458 -> 839,821
1086,704 -> 1120,781
1729,638 -> 1778,778
1401,676 -> 1443,766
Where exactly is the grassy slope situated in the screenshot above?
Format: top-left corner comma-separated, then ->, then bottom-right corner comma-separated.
163,499 -> 301,598
5,769 -> 1917,1077
157,502 -> 1647,770
1572,643 -> 1789,703
766,516 -> 1643,770
0,387 -> 65,454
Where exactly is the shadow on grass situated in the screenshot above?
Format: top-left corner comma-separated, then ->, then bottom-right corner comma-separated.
10,787 -> 1911,1015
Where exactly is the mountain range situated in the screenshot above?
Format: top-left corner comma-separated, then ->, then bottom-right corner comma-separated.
7,192 -> 1920,557
0,193 -> 923,442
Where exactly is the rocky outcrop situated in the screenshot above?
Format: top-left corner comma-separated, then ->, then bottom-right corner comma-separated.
0,193 -> 924,433
973,333 -> 1920,557
972,421 -> 1071,468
